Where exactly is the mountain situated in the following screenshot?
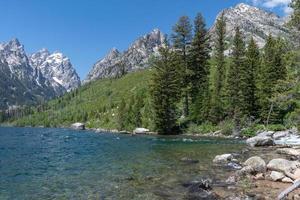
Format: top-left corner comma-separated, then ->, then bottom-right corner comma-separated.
85,4 -> 297,82
30,49 -> 81,93
84,29 -> 165,83
209,3 -> 297,48
0,39 -> 80,109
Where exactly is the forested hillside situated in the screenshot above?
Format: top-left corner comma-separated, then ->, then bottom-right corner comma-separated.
3,1 -> 300,136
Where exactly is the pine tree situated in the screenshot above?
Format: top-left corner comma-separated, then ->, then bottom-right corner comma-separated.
244,37 -> 260,117
258,36 -> 287,124
189,13 -> 211,123
226,26 -> 245,134
117,98 -> 127,130
132,92 -> 145,128
150,46 -> 182,134
210,12 -> 226,123
172,16 -> 192,117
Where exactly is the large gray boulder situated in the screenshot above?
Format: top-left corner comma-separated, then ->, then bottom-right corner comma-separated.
246,136 -> 275,147
243,156 -> 266,173
267,158 -> 300,172
71,123 -> 85,130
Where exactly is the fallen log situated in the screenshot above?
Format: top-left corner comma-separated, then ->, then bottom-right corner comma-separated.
278,179 -> 300,200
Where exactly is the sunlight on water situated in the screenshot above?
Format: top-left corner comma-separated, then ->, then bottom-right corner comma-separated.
0,127 -> 245,199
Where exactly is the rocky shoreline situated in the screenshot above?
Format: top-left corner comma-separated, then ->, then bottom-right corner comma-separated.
209,129 -> 300,200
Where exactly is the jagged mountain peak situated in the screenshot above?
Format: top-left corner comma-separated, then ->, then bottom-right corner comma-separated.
105,48 -> 121,60
209,2 -> 295,48
6,38 -> 22,49
30,49 -> 81,93
84,29 -> 165,83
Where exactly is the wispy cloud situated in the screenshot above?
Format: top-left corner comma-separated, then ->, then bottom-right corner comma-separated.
249,0 -> 292,14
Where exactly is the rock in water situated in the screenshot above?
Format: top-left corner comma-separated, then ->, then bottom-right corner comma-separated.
71,123 -> 85,130
246,136 -> 275,147
182,179 -> 218,200
213,154 -> 233,163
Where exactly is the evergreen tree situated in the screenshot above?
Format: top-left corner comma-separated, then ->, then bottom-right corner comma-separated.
132,92 -> 145,127
172,16 -> 192,117
226,27 -> 245,134
210,12 -> 226,123
244,37 -> 260,117
117,98 -> 127,130
189,13 -> 211,123
258,36 -> 287,124
150,46 -> 182,134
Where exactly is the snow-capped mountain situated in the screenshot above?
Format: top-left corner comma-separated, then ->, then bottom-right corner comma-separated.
0,38 -> 80,109
30,49 -> 81,93
209,3 -> 297,48
85,29 -> 165,83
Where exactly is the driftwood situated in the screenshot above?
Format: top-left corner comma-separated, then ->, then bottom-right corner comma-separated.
278,179 -> 300,200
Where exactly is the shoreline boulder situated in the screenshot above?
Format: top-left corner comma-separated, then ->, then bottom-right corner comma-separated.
244,156 -> 266,173
246,136 -> 275,147
71,123 -> 85,130
267,158 -> 300,172
133,128 -> 150,134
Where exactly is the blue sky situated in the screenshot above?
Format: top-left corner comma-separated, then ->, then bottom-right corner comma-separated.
0,0 -> 290,79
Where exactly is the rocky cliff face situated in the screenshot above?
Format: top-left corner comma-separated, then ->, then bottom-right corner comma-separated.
0,39 -> 80,109
30,49 -> 81,93
84,29 -> 165,83
209,3 -> 297,48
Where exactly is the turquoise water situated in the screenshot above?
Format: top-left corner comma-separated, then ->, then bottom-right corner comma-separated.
0,127 -> 245,200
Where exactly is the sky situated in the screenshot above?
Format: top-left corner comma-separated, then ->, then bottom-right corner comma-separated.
0,0 -> 292,79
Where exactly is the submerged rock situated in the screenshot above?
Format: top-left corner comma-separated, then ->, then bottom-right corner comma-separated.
182,179 -> 218,200
180,157 -> 199,164
246,136 -> 275,147
71,123 -> 85,130
213,154 -> 233,164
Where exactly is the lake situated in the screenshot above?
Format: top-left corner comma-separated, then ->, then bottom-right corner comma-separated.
0,127 -> 245,199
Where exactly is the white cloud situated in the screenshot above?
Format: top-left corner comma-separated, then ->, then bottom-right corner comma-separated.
249,0 -> 292,14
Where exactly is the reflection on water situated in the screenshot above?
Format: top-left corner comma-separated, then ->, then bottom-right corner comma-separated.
0,127 -> 245,199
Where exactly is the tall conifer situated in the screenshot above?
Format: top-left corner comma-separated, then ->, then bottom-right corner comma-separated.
172,16 -> 192,117
189,13 -> 211,123
150,46 -> 182,134
210,12 -> 226,123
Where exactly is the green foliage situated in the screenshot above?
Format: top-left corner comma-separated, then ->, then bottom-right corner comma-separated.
149,47 -> 182,134
187,122 -> 218,134
245,37 -> 260,117
210,12 -> 226,123
189,13 -> 211,123
225,27 -> 246,135
14,70 -> 152,131
172,16 -> 193,117
257,36 -> 287,124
